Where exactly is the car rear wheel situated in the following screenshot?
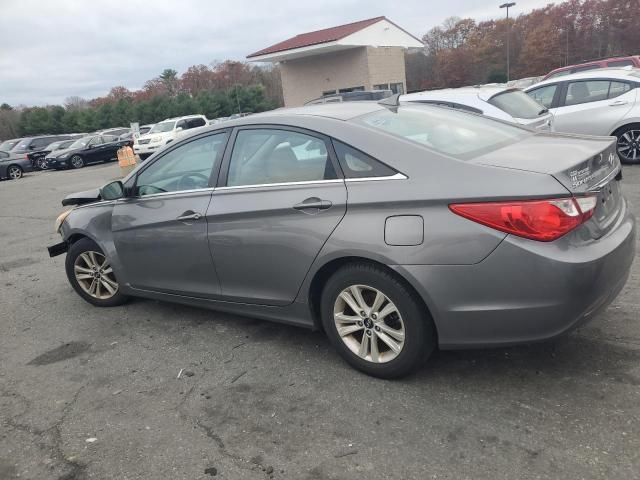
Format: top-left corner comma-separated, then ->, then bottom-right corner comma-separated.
70,155 -> 85,169
616,125 -> 640,164
65,238 -> 129,307
7,165 -> 23,180
321,263 -> 435,378
37,158 -> 48,170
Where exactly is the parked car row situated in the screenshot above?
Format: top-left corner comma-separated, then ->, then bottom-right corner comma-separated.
133,115 -> 208,160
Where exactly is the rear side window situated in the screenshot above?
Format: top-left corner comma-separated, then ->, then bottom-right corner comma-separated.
354,105 -> 529,160
187,118 -> 206,129
332,141 -> 397,179
526,85 -> 557,108
488,90 -> 546,119
609,81 -> 632,98
31,137 -> 53,149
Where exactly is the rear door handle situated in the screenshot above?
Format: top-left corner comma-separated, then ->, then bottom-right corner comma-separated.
609,100 -> 628,106
177,211 -> 203,221
293,197 -> 332,211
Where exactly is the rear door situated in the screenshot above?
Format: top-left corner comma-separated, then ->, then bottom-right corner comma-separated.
207,126 -> 347,306
551,79 -> 635,135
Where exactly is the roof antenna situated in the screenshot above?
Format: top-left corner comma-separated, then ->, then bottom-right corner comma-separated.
378,93 -> 401,110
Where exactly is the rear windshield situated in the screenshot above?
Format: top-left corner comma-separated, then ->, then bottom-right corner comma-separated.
0,139 -> 19,151
488,90 -> 547,119
354,105 -> 530,159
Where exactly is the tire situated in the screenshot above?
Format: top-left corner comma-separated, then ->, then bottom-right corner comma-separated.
65,238 -> 129,307
7,165 -> 23,180
614,124 -> 640,164
69,155 -> 85,169
320,262 -> 436,378
37,158 -> 48,170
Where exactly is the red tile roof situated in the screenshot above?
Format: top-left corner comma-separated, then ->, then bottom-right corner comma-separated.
247,16 -> 386,58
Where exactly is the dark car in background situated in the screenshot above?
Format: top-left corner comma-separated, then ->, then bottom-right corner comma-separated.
45,134 -> 128,170
0,138 -> 23,152
30,139 -> 79,169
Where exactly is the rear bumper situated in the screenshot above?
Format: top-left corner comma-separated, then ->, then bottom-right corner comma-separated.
394,202 -> 636,349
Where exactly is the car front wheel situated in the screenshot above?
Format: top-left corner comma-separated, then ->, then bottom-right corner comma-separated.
65,238 -> 129,307
321,263 -> 435,378
70,155 -> 85,169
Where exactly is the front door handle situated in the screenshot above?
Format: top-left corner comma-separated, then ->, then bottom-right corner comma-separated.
293,197 -> 332,211
176,211 -> 203,221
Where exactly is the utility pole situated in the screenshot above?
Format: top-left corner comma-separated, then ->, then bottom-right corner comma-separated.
499,2 -> 516,81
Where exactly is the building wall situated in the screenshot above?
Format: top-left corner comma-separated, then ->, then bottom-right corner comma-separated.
366,46 -> 407,94
279,46 -> 407,106
280,47 -> 370,106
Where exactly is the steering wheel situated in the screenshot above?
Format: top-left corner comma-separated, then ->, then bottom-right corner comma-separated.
138,185 -> 167,195
177,172 -> 209,191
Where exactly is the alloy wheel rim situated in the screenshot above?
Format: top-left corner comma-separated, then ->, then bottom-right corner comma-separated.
8,166 -> 21,179
38,159 -> 48,170
333,284 -> 405,364
618,130 -> 640,161
74,251 -> 118,300
71,156 -> 83,168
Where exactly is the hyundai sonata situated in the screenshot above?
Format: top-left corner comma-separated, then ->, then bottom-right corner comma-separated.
48,100 -> 636,378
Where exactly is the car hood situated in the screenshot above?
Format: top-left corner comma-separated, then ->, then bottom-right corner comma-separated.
472,133 -> 620,193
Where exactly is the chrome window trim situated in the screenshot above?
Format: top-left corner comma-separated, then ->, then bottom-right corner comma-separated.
217,179 -> 344,191
215,173 -> 408,191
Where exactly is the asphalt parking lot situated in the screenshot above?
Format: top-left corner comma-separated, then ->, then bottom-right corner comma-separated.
1,163 -> 639,480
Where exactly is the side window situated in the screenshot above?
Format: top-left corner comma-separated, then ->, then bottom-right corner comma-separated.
527,85 -> 557,108
88,136 -> 103,146
31,138 -> 50,149
187,118 -> 206,129
565,80 -> 610,106
176,120 -> 187,130
0,151 -> 8,159
332,140 -> 397,179
135,133 -> 228,196
227,129 -> 336,187
609,81 -> 631,99
607,60 -> 634,68
103,135 -> 118,143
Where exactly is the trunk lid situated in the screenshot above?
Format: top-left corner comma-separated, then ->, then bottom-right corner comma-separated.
472,133 -> 623,238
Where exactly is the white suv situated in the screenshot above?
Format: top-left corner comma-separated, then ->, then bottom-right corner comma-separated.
134,115 -> 208,159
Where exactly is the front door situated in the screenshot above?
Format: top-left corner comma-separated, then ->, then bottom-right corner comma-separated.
552,79 -> 635,135
112,131 -> 229,297
208,127 -> 347,306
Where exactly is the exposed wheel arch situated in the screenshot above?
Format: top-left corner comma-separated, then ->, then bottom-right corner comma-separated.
308,256 -> 436,340
611,122 -> 640,137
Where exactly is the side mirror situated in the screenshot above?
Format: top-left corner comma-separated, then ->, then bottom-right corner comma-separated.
100,180 -> 125,200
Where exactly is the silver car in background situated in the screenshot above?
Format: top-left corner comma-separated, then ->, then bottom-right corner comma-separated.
402,86 -> 554,131
48,101 -> 635,378
525,68 -> 640,163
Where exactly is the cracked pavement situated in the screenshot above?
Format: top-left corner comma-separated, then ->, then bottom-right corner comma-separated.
1,163 -> 639,479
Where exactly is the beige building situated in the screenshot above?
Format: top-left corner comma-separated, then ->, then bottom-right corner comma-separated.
247,17 -> 423,107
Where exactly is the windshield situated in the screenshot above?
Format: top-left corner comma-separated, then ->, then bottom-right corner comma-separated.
148,121 -> 175,133
355,105 -> 530,159
0,139 -> 19,151
69,136 -> 93,149
489,90 -> 547,119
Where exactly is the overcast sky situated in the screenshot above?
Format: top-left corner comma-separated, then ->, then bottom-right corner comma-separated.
0,0 -> 553,106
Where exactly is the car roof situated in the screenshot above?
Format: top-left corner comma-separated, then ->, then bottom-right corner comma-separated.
527,68 -> 640,89
244,102 -> 388,122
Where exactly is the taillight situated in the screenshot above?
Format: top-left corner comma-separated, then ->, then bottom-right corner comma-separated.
449,195 -> 597,242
